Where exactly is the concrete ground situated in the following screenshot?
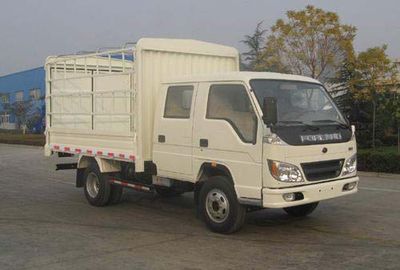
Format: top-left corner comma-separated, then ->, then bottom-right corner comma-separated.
0,144 -> 399,270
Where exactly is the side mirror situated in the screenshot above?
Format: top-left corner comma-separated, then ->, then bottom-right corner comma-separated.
262,97 -> 278,127
351,125 -> 356,134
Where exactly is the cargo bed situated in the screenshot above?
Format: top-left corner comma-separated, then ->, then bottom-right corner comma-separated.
45,38 -> 239,171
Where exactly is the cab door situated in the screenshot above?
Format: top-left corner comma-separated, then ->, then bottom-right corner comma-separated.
192,82 -> 263,200
152,84 -> 197,180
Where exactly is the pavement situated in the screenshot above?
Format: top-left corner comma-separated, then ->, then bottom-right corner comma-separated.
0,143 -> 399,270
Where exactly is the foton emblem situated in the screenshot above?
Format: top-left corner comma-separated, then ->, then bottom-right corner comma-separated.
300,133 -> 342,143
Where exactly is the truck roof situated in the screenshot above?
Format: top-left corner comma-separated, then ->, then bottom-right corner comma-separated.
136,38 -> 238,57
163,71 -> 322,85
46,38 -> 238,62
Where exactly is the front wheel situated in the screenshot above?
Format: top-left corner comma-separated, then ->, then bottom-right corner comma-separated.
198,176 -> 246,234
283,202 -> 319,217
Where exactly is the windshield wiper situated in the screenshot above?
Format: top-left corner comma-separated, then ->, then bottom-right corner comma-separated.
312,120 -> 349,129
277,120 -> 320,131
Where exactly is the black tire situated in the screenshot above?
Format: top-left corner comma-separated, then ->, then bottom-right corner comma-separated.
107,185 -> 123,205
198,176 -> 246,234
83,163 -> 111,207
284,202 -> 319,217
155,186 -> 184,197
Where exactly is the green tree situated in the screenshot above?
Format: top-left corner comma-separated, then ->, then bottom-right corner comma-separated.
350,45 -> 399,148
261,5 -> 356,82
380,92 -> 400,151
241,21 -> 267,71
4,100 -> 33,133
386,94 -> 400,152
330,60 -> 357,113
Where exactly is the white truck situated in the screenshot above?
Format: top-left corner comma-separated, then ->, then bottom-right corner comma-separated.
45,38 -> 359,233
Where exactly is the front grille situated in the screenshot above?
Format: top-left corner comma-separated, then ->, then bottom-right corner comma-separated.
301,159 -> 344,181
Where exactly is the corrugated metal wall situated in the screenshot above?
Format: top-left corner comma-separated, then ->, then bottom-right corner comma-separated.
0,67 -> 45,132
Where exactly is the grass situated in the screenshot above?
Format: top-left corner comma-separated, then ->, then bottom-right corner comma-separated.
0,133 -> 45,146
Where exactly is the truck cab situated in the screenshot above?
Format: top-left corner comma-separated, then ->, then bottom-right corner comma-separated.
152,72 -> 358,232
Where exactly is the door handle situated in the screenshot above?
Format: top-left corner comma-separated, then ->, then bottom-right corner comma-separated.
158,135 -> 166,143
200,139 -> 208,147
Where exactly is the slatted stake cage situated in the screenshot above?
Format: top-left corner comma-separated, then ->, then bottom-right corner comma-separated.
45,38 -> 240,172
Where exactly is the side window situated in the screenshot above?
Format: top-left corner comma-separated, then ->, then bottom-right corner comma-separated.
207,84 -> 257,144
15,91 -> 24,102
30,88 -> 41,100
1,93 -> 10,104
164,85 -> 194,118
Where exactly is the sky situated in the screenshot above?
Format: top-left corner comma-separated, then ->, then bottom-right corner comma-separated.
0,0 -> 399,76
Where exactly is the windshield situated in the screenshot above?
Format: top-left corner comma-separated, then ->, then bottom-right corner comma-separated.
250,79 -> 347,126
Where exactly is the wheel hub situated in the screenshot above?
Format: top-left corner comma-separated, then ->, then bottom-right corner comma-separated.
86,172 -> 100,198
205,189 -> 230,223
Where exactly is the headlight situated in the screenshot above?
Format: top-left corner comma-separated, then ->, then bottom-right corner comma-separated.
268,160 -> 304,182
263,133 -> 287,145
342,154 -> 357,176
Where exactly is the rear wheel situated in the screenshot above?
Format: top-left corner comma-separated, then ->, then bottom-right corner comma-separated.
83,163 -> 111,206
284,202 -> 319,217
199,176 -> 246,234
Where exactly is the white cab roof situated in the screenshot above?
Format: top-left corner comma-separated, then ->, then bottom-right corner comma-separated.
163,71 -> 322,85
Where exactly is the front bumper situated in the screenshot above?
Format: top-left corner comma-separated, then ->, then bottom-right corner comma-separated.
262,176 -> 359,208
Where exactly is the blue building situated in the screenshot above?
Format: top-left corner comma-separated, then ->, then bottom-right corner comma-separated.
0,67 -> 45,133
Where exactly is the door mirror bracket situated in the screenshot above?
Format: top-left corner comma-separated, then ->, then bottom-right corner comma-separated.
262,97 -> 278,128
